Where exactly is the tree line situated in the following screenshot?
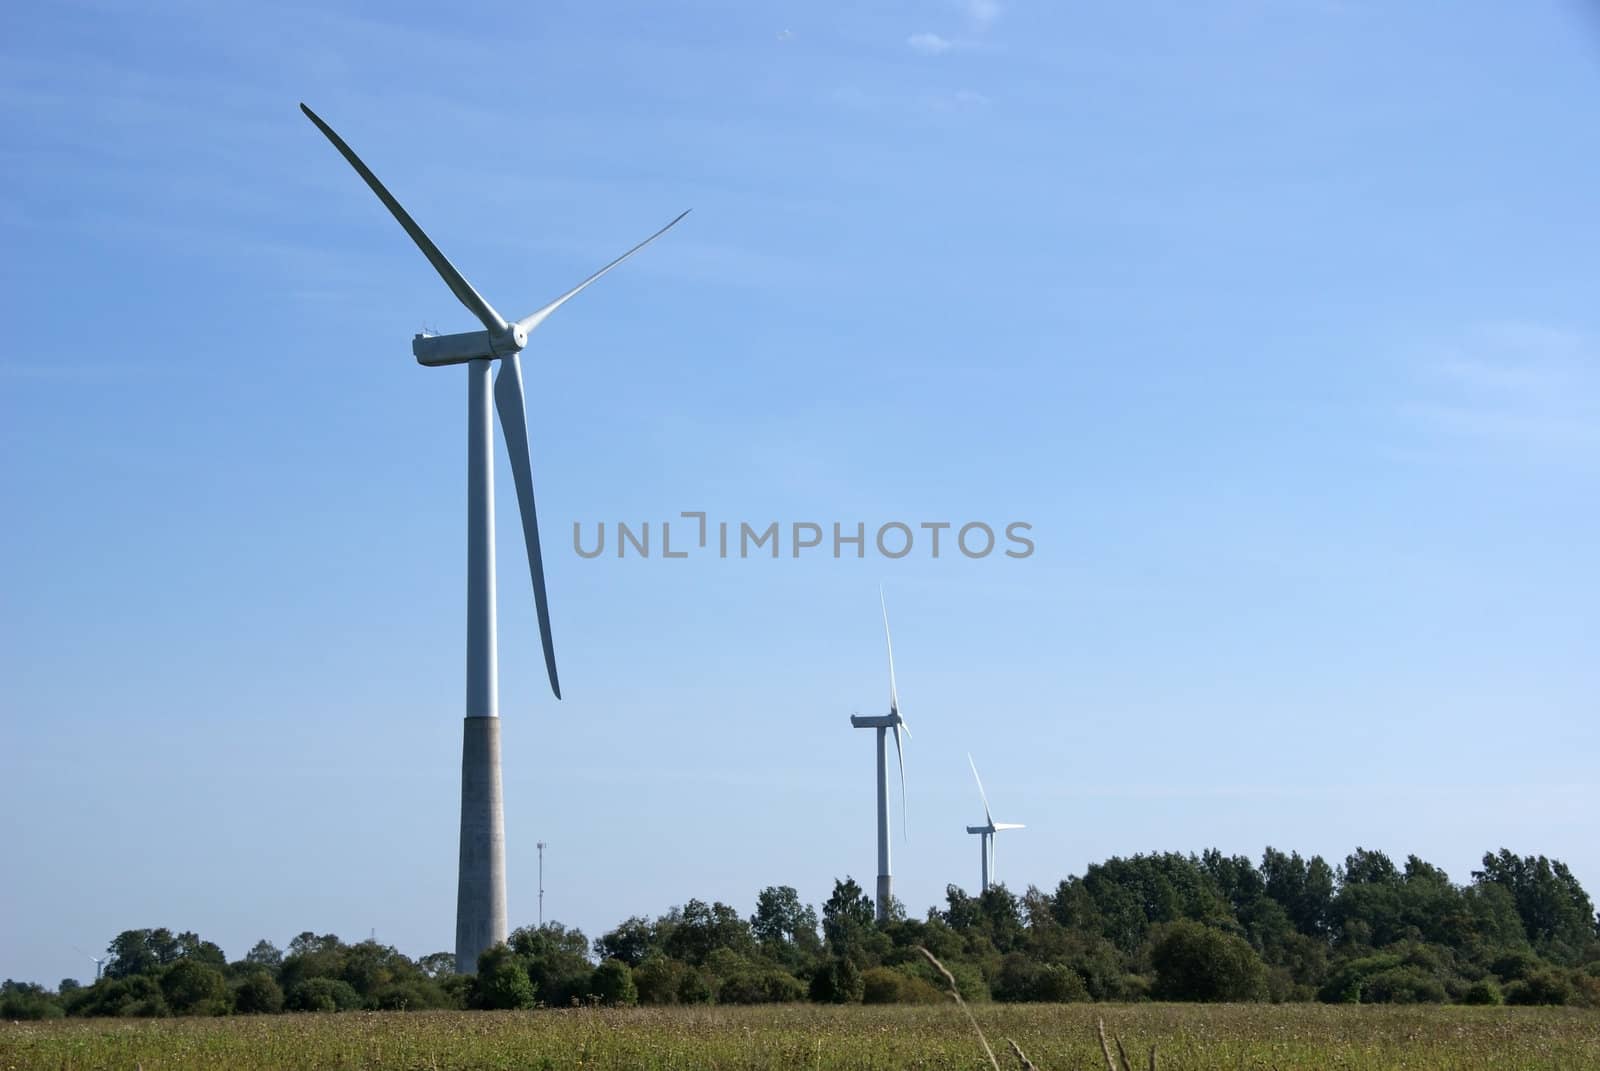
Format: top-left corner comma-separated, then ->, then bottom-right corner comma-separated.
5,846 -> 1598,1019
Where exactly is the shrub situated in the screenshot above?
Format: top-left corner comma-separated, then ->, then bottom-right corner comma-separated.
1460,979 -> 1502,1005
1361,966 -> 1446,1004
634,956 -> 686,1005
1491,950 -> 1540,982
589,960 -> 637,1007
717,967 -> 805,1004
676,968 -> 714,1005
0,981 -> 63,1020
1319,953 -> 1400,1004
160,960 -> 229,1016
286,977 -> 362,1013
232,973 -> 284,1014
475,967 -> 534,1010
1504,969 -> 1572,1006
1034,963 -> 1090,1002
808,957 -> 863,1004
990,955 -> 1090,1003
861,967 -> 908,1004
1151,921 -> 1268,1002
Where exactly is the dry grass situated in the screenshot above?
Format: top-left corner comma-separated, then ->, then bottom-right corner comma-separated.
2,1002 -> 1597,1070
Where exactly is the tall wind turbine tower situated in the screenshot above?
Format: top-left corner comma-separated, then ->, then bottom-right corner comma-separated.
850,591 -> 911,922
301,105 -> 687,974
966,754 -> 1024,893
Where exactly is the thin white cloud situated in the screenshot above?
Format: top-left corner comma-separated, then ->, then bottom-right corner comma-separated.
907,32 -> 953,55
965,0 -> 1002,28
1403,323 -> 1600,459
923,87 -> 991,112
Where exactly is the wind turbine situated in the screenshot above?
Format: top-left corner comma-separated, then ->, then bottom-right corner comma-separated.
73,946 -> 106,981
966,754 -> 1024,893
300,104 -> 688,974
850,590 -> 911,923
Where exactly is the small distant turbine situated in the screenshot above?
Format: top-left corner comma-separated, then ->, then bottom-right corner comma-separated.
74,946 -> 107,981
966,754 -> 1024,893
850,589 -> 911,923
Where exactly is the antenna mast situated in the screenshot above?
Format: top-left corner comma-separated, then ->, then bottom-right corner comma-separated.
537,841 -> 546,928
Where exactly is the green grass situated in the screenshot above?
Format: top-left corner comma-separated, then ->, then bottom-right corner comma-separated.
3,1003 -> 1597,1070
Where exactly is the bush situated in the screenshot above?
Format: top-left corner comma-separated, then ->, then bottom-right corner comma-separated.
232,973 -> 284,1014
1151,921 -> 1268,1002
160,960 -> 229,1016
634,956 -> 686,1005
589,960 -> 637,1007
861,967 -> 908,1004
990,955 -> 1089,1003
1491,950 -> 1540,982
370,980 -> 453,1011
1569,970 -> 1600,1009
808,957 -> 863,1004
0,981 -> 63,1020
1361,966 -> 1446,1004
1034,963 -> 1090,1002
1460,979 -> 1502,1005
1319,953 -> 1400,1004
475,962 -> 535,1010
1504,969 -> 1572,1006
716,966 -> 805,1004
676,968 -> 714,1005
286,977 -> 362,1013
69,975 -> 167,1017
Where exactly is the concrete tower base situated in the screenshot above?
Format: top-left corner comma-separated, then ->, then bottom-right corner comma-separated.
455,715 -> 507,973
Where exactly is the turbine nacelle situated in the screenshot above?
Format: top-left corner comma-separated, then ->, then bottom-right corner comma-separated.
412,326 -> 527,367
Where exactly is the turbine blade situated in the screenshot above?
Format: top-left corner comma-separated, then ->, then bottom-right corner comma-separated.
300,103 -> 508,334
879,586 -> 900,717
892,723 -> 908,841
514,210 -> 690,334
968,753 -> 994,827
493,352 -> 561,699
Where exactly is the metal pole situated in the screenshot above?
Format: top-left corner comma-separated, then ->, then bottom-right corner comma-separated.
981,833 -> 990,893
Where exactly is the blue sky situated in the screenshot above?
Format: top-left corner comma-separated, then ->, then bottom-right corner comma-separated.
3,0 -> 1598,985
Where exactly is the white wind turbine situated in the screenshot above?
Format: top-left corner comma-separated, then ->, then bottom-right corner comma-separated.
73,946 -> 106,981
301,104 -> 688,973
850,590 -> 911,923
966,754 -> 1024,893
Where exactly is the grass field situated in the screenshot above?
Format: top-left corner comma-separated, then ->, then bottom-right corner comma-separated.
4,1003 -> 1598,1070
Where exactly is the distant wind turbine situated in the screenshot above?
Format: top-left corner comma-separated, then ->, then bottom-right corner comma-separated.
966,754 -> 1024,892
300,103 -> 688,974
73,945 -> 107,981
850,589 -> 911,922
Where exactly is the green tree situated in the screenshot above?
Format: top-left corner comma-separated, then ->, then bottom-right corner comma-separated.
1150,921 -> 1268,1002
470,945 -> 535,1010
243,940 -> 283,971
596,916 -> 657,967
508,923 -> 592,1006
161,959 -> 229,1015
589,959 -> 637,1006
808,956 -> 864,1003
232,973 -> 284,1014
751,885 -> 822,968
1474,851 -> 1597,963
822,878 -> 877,955
662,900 -> 753,966
633,955 -> 687,1005
105,928 -> 182,979
0,980 -> 64,1020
